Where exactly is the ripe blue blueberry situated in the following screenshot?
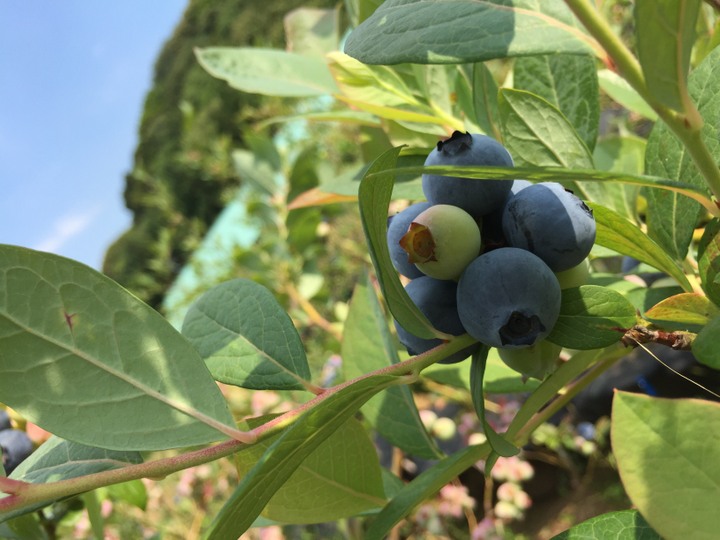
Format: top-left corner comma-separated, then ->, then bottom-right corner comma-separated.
0,410 -> 10,432
482,179 -> 533,250
502,182 -> 596,272
0,429 -> 33,475
422,131 -> 514,219
394,276 -> 480,364
457,248 -> 561,348
387,202 -> 432,278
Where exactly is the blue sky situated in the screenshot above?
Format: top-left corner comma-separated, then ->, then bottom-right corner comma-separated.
1,2 -> 187,269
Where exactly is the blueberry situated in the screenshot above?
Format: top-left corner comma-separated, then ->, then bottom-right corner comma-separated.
502,182 -> 596,272
394,276 -> 480,364
0,429 -> 33,475
399,204 -> 481,280
555,258 -> 590,289
422,131 -> 514,219
482,179 -> 534,250
387,202 -> 432,278
576,421 -> 596,441
0,410 -> 11,432
456,248 -> 561,348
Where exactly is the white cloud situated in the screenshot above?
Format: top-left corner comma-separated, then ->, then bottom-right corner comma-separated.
33,207 -> 101,253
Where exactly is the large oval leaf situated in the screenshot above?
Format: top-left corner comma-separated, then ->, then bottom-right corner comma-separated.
547,286 -> 638,350
552,509 -> 661,539
612,392 -> 720,540
236,418 -> 386,524
645,293 -> 719,327
1,437 -> 143,522
0,245 -> 236,451
206,374 -> 404,539
195,47 -> 338,97
182,279 -> 313,392
344,0 -> 598,65
513,54 -> 599,151
691,315 -> 720,370
635,0 -> 700,112
644,45 -> 720,261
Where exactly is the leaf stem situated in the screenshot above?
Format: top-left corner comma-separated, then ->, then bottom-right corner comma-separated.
564,0 -> 720,203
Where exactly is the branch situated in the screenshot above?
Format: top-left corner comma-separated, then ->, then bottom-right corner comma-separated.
619,324 -> 695,350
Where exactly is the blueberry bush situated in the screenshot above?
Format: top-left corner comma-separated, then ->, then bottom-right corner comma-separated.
3,1 -> 720,538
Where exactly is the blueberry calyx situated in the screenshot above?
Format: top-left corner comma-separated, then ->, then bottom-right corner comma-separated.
399,222 -> 437,263
499,311 -> 546,346
436,131 -> 472,155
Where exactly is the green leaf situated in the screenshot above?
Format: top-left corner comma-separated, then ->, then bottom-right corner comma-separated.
206,374 -> 404,539
342,279 -> 440,459
552,509 -> 661,539
592,135 -> 646,221
644,45 -> 720,261
10,437 -> 142,484
624,286 -> 685,319
364,443 -> 491,540
195,47 -> 338,96
284,8 -> 339,56
456,63 -> 501,137
0,245 -> 236,451
1,436 -> 143,522
547,286 -> 638,350
358,147 -> 438,340
235,418 -> 386,524
645,293 -> 720,326
499,88 -> 594,170
513,54 -> 599,151
591,204 -> 693,292
612,392 -> 720,540
182,279 -> 313,392
106,480 -> 148,511
597,69 -> 658,120
422,349 -> 541,394
414,64 -> 455,119
327,52 -> 423,108
0,514 -> 47,540
697,218 -> 720,306
470,349 -> 519,460
635,0 -> 701,112
344,0 -> 596,65
691,315 -> 720,370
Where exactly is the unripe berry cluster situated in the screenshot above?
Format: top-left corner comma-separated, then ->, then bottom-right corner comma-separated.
387,132 -> 596,374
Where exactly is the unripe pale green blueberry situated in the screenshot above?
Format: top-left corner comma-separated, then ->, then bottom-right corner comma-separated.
554,258 -> 590,289
498,340 -> 562,380
400,204 -> 481,280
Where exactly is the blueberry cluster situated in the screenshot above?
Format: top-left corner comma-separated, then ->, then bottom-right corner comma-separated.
0,409 -> 34,475
387,132 -> 596,368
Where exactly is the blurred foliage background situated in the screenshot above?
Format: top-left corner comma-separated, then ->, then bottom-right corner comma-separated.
103,0 -> 349,310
